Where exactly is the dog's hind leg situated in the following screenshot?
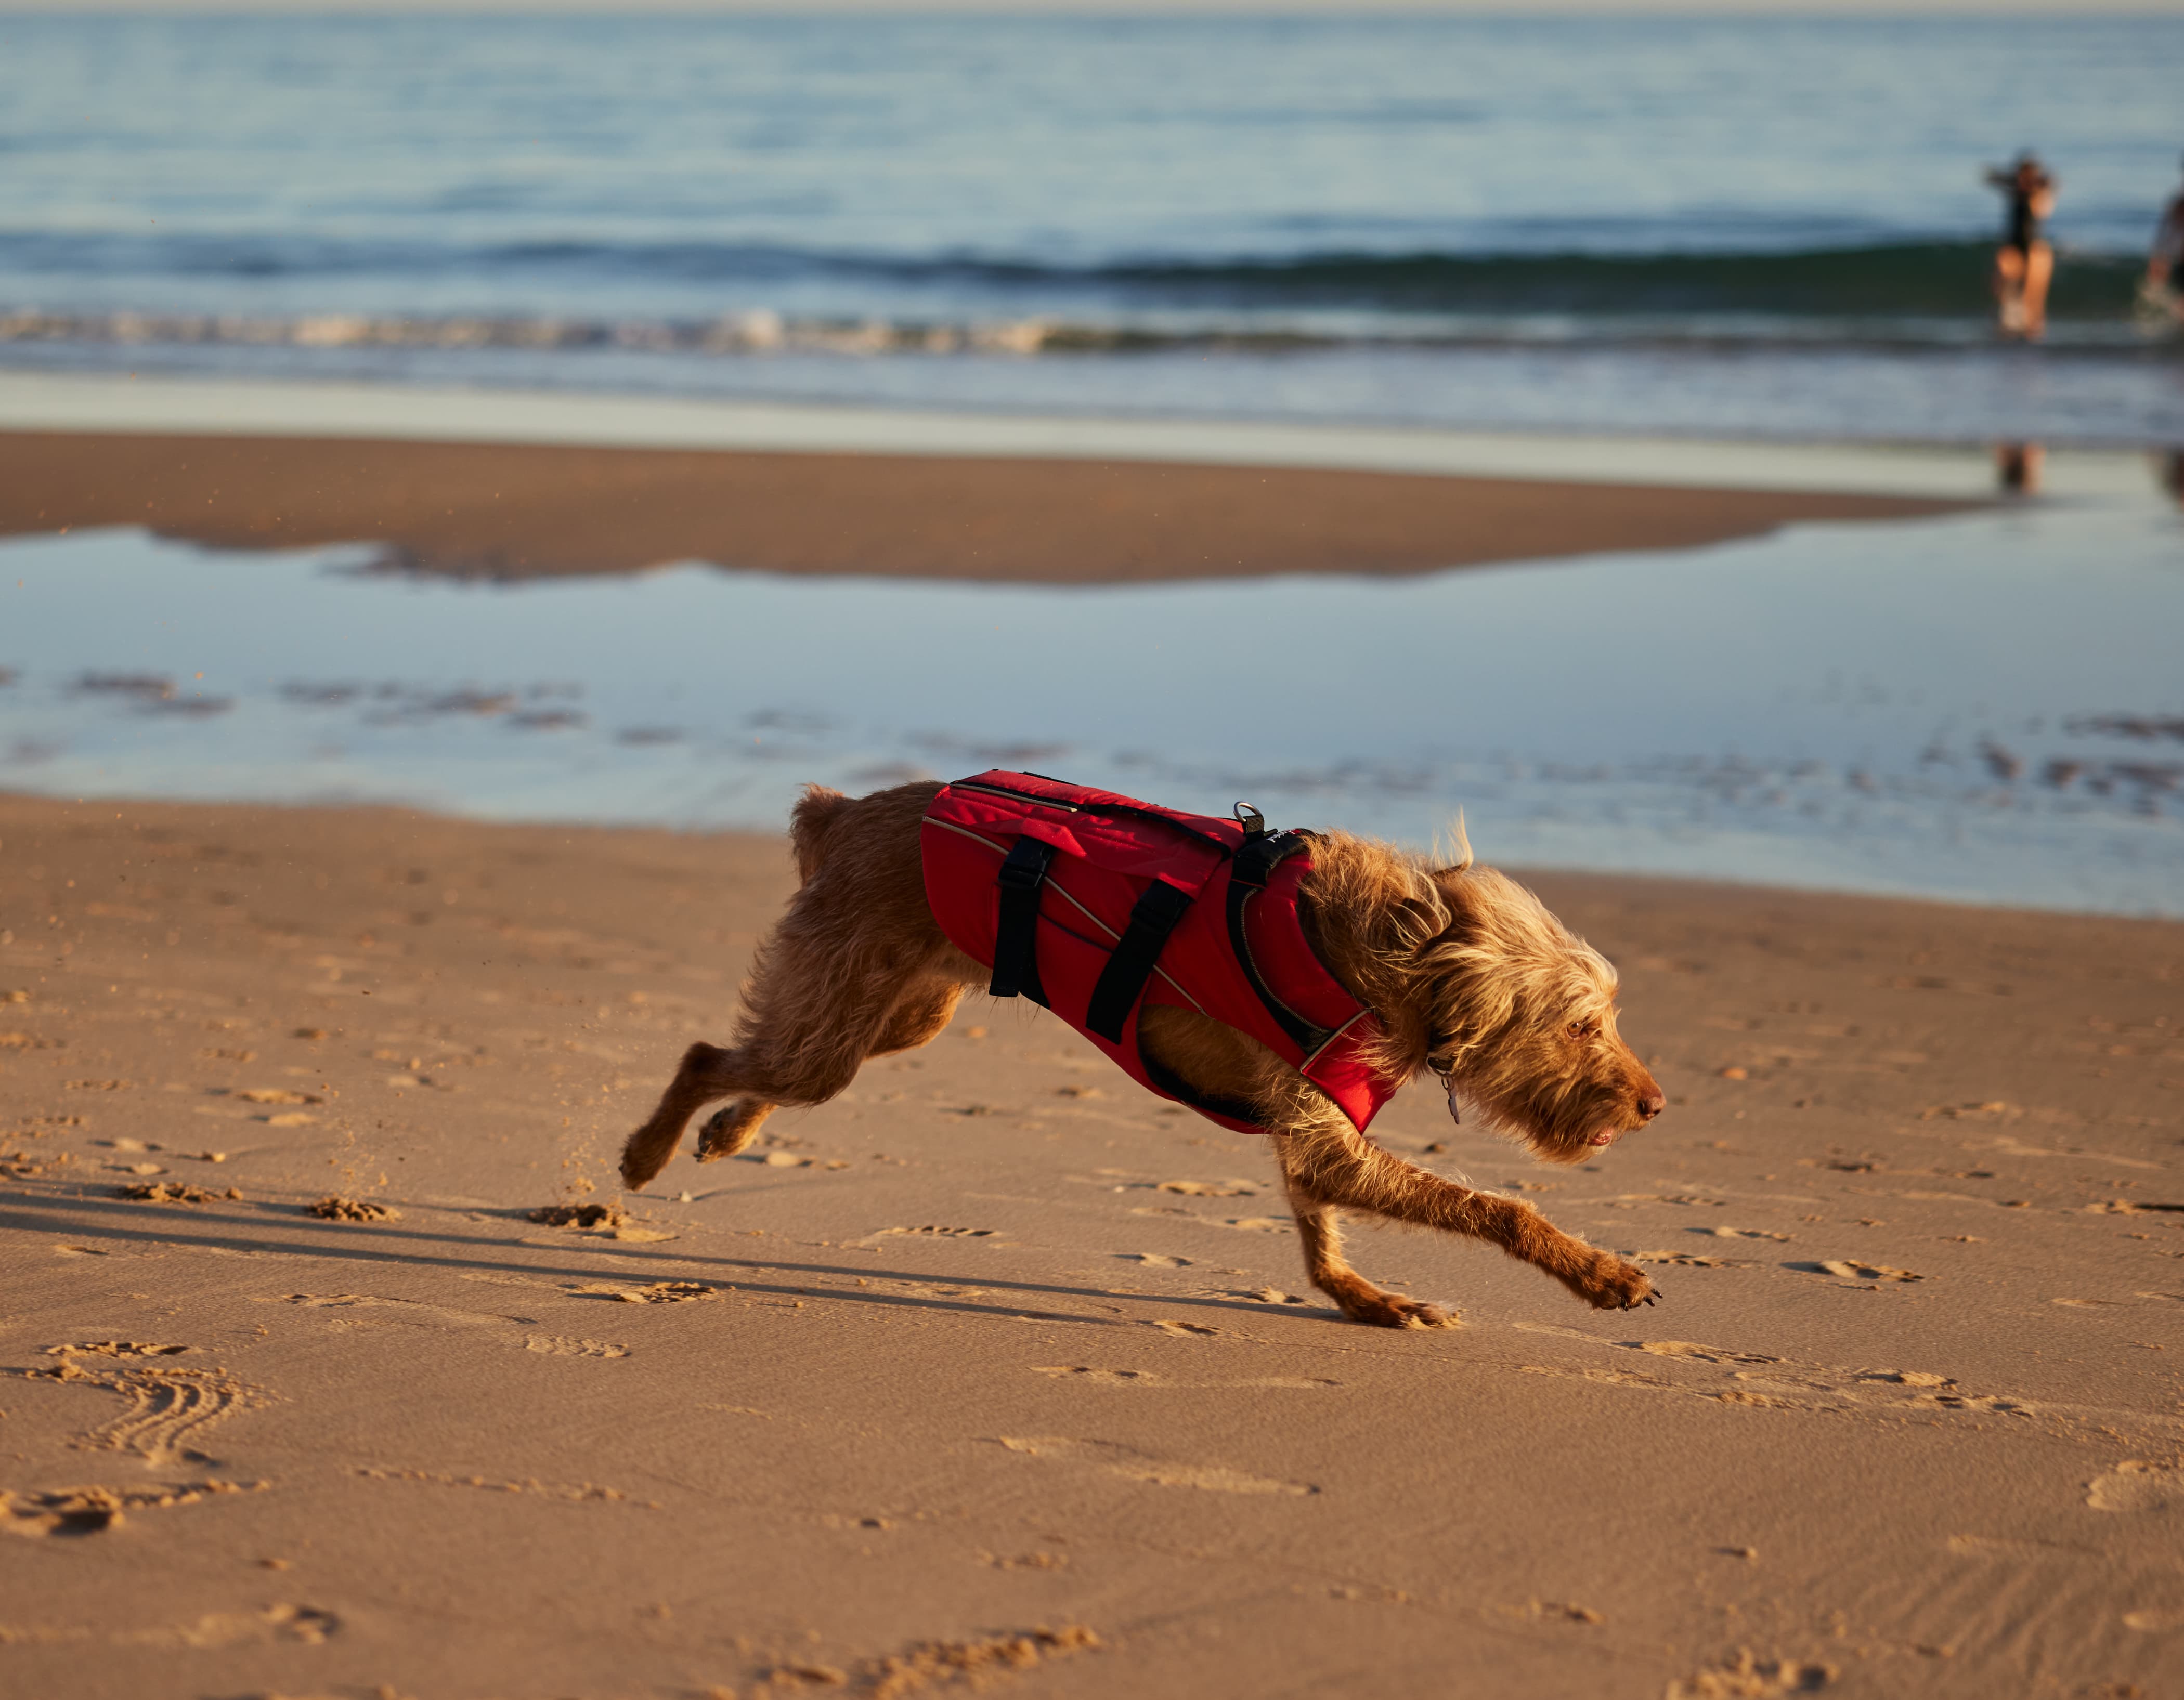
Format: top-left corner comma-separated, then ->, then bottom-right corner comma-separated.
688,974 -> 965,1167
869,974 -> 967,1057
620,941 -> 919,1189
1273,1101 -> 1654,1323
621,781 -> 974,1192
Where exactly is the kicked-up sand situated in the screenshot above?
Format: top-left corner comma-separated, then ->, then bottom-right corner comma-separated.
2,792 -> 2179,1699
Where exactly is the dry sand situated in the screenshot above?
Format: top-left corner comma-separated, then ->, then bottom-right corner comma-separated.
2,791 -> 2179,1698
0,430 -> 1978,582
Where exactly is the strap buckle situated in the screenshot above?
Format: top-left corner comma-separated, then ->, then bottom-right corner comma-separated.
1232,801 -> 1266,839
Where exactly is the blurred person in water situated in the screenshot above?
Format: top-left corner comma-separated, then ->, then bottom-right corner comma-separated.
2141,156 -> 2184,327
1986,152 -> 2057,339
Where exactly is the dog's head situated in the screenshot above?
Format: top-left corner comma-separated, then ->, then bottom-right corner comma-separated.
1408,865 -> 1665,1166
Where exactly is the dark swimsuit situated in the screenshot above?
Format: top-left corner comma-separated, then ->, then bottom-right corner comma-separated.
2003,184 -> 2044,259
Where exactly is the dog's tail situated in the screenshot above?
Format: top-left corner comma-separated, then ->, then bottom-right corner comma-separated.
788,784 -> 850,884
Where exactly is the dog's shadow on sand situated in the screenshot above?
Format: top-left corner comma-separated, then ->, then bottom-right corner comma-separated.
4,1188 -> 1322,1328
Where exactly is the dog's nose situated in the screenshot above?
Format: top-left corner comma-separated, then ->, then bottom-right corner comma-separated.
1636,1088 -> 1666,1122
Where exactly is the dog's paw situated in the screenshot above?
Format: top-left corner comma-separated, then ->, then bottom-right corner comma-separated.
1333,1286 -> 1460,1330
617,1132 -> 666,1193
1572,1253 -> 1657,1312
695,1101 -> 763,1163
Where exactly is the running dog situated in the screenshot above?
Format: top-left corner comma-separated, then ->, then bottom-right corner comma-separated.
620,778 -> 1664,1328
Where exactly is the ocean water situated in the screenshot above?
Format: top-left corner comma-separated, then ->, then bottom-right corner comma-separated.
3,13 -> 2183,443
5,485 -> 2181,918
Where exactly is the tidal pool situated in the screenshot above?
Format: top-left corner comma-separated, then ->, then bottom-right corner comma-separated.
3,483 -> 2179,916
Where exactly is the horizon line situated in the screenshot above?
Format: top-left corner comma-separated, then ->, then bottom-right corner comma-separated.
5,1 -> 2182,15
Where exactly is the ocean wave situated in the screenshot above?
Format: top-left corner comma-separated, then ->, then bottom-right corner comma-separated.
1091,241 -> 2146,321
1,297 -> 2166,361
0,232 -> 2151,324
0,306 -> 1060,356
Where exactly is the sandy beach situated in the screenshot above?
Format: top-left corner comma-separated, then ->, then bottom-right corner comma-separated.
0,428 -> 1979,583
4,790 -> 2179,1698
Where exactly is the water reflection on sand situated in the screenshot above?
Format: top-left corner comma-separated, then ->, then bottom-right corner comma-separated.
2,484 -> 2179,917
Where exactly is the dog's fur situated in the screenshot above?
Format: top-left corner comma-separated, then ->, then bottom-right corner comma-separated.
620,780 -> 1665,1327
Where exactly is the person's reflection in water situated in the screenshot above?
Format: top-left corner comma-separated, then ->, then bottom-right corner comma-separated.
2159,450 -> 2184,508
1996,442 -> 2044,494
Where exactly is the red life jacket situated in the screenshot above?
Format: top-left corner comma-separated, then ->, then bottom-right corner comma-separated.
920,770 -> 1399,1136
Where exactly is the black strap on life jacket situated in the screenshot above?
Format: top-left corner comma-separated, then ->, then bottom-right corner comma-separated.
989,835 -> 1057,1005
1086,877 -> 1195,1042
1226,826 -> 1337,1056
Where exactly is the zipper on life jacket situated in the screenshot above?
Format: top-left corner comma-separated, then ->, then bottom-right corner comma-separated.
954,774 -> 1239,856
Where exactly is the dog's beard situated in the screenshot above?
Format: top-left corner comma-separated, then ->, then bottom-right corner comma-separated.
1457,1071 -> 1639,1166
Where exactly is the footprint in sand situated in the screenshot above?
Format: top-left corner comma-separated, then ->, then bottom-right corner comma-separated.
997,1436 -> 1315,1496
522,1336 -> 630,1358
1638,1341 -> 1784,1367
119,1603 -> 340,1649
572,1280 -> 717,1304
1222,1217 -> 1293,1233
356,1465 -> 647,1507
29,1349 -> 264,1465
1032,1365 -> 1336,1391
1159,1180 -> 1260,1198
1,1479 -> 267,1537
1795,1259 -> 1925,1283
283,1293 -> 539,1331
1117,1253 -> 1191,1267
2087,1461 -> 2183,1514
1666,1651 -> 1832,1698
1146,1320 -> 1220,1338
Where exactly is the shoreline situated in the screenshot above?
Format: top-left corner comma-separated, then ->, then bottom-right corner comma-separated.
2,791 -> 2178,1698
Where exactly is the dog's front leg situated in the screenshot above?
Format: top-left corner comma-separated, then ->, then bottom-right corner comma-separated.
1275,1114 -> 1655,1318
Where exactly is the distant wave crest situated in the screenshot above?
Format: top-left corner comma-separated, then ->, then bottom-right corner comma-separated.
0,231 -> 2152,326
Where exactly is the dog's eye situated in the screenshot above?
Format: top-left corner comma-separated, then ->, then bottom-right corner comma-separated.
1566,1019 -> 1598,1041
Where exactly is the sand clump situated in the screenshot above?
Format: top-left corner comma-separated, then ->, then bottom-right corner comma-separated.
526,1201 -> 624,1228
115,1181 -> 242,1205
307,1195 -> 400,1223
608,1281 -> 716,1304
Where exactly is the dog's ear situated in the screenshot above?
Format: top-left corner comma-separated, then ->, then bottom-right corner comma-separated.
1411,868 -> 1489,966
1428,810 -> 1474,878
1382,884 -> 1455,958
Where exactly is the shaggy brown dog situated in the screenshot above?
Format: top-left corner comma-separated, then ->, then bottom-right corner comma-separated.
621,780 -> 1664,1327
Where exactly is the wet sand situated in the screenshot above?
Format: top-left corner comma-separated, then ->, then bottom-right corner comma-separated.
0,430 -> 1978,582
3,792 -> 2179,1698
